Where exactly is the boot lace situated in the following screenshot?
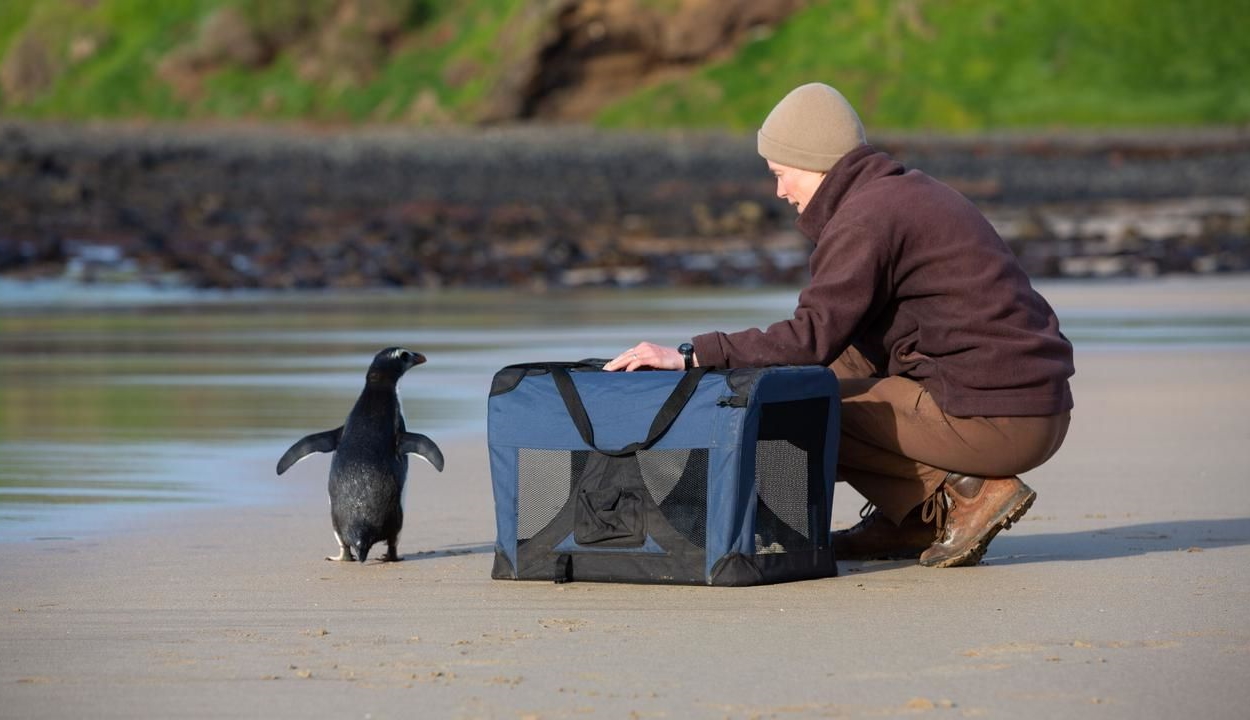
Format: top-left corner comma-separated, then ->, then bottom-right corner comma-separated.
921,490 -> 949,541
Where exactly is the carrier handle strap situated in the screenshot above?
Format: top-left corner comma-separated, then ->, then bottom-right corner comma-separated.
549,365 -> 709,457
505,359 -> 607,372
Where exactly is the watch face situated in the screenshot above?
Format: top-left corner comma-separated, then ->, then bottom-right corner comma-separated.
678,343 -> 694,369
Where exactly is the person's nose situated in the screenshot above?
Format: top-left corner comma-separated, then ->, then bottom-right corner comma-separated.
775,178 -> 786,199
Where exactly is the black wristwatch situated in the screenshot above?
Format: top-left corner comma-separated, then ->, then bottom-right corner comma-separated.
677,342 -> 695,370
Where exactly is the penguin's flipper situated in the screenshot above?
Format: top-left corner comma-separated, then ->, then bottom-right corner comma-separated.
276,427 -> 343,475
398,432 -> 444,472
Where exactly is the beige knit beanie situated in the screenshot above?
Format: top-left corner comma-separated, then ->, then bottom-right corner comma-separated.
757,83 -> 866,172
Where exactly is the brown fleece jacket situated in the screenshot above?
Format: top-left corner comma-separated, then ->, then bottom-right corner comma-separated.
692,146 -> 1074,418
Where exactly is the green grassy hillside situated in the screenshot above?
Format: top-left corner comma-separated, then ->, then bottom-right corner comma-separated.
1,0 -> 1246,130
599,0 -> 1250,131
0,0 -> 528,123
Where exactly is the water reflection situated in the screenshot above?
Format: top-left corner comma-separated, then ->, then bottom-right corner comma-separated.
0,286 -> 800,541
1,279 -> 1247,541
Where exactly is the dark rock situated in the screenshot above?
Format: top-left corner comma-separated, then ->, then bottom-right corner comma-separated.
0,121 -> 1247,289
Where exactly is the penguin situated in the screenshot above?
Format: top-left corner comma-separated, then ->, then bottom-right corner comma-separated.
276,347 -> 444,563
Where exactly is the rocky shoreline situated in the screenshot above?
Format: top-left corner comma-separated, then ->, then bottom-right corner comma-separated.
1,121 -> 1247,290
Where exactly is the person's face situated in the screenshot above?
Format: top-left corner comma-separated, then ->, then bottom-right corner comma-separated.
768,160 -> 826,214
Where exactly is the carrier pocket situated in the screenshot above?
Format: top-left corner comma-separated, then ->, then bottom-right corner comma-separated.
573,453 -> 647,547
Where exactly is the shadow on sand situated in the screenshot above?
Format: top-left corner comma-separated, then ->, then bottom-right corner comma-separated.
842,518 -> 1250,574
985,517 -> 1250,565
397,520 -> 1250,571
401,542 -> 494,562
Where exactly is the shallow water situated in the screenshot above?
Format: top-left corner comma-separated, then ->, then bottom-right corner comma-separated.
0,284 -> 798,541
1,278 -> 1248,542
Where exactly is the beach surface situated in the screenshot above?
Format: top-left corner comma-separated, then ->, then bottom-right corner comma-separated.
3,280 -> 1249,719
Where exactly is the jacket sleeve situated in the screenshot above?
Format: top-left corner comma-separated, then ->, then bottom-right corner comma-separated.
692,221 -> 890,369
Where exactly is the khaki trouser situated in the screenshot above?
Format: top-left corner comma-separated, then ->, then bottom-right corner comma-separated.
832,345 -> 1070,525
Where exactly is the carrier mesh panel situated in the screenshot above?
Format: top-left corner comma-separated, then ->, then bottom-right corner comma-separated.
756,439 -> 811,538
636,449 -> 688,503
517,449 -> 574,540
753,398 -> 829,554
639,448 -> 708,547
515,447 -> 709,547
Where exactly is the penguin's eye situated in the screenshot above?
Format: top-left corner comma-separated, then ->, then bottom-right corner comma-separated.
400,352 -> 412,363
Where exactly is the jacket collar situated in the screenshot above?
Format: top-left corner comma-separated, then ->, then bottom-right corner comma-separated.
795,145 -> 903,240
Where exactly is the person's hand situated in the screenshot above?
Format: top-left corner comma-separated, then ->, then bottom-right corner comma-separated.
603,342 -> 686,372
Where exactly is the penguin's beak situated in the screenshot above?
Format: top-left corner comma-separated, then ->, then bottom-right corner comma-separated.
410,352 -> 427,366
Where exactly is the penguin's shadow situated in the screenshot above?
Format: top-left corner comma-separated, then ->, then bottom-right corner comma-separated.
840,518 -> 1250,573
400,542 -> 494,562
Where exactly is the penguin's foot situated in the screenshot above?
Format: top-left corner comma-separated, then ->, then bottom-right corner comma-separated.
326,547 -> 356,562
381,543 -> 402,562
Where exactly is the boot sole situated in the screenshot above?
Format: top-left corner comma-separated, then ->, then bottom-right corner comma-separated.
921,487 -> 1037,568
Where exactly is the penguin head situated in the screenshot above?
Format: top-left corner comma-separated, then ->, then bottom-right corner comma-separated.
366,347 -> 426,384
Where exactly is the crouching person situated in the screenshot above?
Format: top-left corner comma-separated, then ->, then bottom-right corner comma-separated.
606,82 -> 1074,567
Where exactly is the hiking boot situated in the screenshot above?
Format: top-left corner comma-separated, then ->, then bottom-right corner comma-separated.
918,474 -> 1037,568
832,503 -> 936,561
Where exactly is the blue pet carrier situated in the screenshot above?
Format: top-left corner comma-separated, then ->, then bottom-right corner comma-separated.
488,361 -> 840,586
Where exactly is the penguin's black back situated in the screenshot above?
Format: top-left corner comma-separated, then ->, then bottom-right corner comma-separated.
329,369 -> 409,558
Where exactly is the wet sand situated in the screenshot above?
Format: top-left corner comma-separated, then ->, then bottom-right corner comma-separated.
3,279 -> 1250,719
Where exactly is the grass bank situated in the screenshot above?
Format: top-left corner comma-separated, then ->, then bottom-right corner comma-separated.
598,0 -> 1250,130
1,0 -> 1246,130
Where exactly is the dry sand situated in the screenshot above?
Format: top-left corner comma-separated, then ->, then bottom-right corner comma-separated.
3,279 -> 1249,719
